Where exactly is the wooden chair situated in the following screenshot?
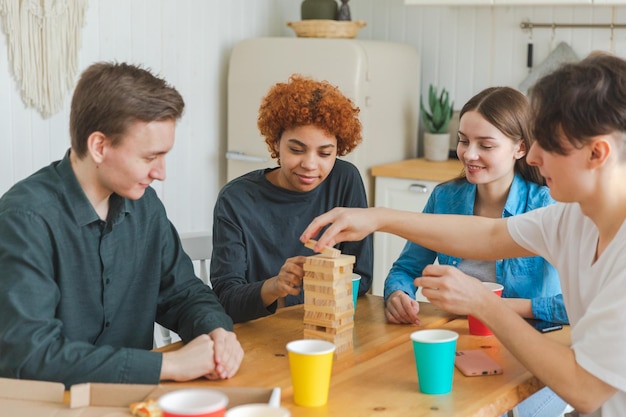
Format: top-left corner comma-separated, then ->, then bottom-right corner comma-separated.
154,231 -> 212,347
178,231 -> 212,286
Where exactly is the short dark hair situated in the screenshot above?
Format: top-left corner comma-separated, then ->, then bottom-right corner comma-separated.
530,52 -> 626,155
257,74 -> 362,159
70,62 -> 185,158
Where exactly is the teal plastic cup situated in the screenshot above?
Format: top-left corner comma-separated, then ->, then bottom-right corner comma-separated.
351,273 -> 361,313
410,329 -> 459,394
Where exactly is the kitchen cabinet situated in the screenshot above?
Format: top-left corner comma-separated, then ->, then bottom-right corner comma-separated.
370,158 -> 463,297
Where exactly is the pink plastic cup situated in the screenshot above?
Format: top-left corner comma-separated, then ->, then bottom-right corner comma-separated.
468,282 -> 503,336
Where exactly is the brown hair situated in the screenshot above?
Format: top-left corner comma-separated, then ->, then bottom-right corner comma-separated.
457,86 -> 544,185
257,75 -> 362,159
530,51 -> 626,156
70,62 -> 185,158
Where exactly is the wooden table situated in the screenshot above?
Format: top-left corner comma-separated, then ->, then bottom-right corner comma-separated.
370,158 -> 464,182
160,295 -> 455,387
160,295 -> 571,417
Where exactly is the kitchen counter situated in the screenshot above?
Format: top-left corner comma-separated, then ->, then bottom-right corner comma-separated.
371,158 -> 464,181
370,157 -> 465,296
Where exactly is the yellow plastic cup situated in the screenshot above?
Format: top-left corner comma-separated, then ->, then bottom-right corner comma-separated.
286,339 -> 335,407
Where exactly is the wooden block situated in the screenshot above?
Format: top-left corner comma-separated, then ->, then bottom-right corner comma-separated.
304,296 -> 353,309
303,309 -> 354,325
304,277 -> 352,288
304,239 -> 341,258
304,309 -> 354,322
335,339 -> 354,355
303,269 -> 353,281
303,312 -> 354,329
304,322 -> 354,334
303,284 -> 352,305
305,271 -> 351,279
304,304 -> 354,320
303,285 -> 352,299
303,327 -> 353,341
304,254 -> 355,268
303,304 -> 352,317
303,328 -> 354,356
303,322 -> 354,357
303,283 -> 352,299
304,296 -> 352,308
304,310 -> 353,323
303,265 -> 354,277
304,328 -> 336,342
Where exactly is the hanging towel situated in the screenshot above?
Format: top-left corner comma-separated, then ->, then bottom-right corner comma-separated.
519,42 -> 579,94
0,0 -> 88,118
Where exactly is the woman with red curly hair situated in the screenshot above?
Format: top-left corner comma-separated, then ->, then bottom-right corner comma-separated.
210,75 -> 372,323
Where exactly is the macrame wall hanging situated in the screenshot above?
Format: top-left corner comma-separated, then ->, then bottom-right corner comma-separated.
0,0 -> 88,118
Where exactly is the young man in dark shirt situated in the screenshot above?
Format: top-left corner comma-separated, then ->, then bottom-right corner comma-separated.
0,62 -> 243,387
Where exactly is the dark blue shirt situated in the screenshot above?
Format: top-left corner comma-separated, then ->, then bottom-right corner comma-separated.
0,151 -> 233,387
211,159 -> 373,323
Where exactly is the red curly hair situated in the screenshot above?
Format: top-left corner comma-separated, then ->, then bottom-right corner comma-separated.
257,75 -> 362,160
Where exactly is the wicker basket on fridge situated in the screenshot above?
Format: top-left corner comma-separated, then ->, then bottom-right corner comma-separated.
287,20 -> 366,39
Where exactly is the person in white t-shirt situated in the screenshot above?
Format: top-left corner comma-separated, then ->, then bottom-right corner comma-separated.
300,52 -> 626,416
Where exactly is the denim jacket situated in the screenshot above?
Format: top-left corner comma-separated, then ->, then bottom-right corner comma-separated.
384,174 -> 569,324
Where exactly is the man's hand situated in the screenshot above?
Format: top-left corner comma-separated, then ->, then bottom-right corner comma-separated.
300,207 -> 378,249
415,265 -> 493,319
208,327 -> 244,380
160,329 -> 244,382
160,334 -> 218,381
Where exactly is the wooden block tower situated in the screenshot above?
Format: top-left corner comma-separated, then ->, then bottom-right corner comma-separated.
302,240 -> 356,356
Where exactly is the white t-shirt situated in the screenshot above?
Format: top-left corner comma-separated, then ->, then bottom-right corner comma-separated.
508,203 -> 626,417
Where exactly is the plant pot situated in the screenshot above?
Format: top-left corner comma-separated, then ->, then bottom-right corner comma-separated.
424,132 -> 450,161
301,0 -> 338,20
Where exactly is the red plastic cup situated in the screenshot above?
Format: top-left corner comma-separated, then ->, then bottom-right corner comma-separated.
468,282 -> 504,336
158,389 -> 228,417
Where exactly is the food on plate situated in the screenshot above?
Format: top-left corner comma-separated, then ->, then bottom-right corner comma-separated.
129,398 -> 162,417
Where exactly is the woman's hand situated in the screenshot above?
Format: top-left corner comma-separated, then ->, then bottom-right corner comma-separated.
385,290 -> 421,325
261,256 -> 306,305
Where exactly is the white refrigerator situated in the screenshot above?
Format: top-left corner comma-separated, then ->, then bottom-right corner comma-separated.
226,37 -> 420,205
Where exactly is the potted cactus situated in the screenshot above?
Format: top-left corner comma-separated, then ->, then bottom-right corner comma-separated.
421,84 -> 454,161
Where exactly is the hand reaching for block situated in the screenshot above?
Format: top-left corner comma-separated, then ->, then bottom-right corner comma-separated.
304,239 -> 341,258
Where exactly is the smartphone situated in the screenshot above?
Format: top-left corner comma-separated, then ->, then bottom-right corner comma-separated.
454,350 -> 503,377
526,318 -> 563,333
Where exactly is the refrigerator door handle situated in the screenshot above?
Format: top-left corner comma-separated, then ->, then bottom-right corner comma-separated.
225,151 -> 270,163
408,184 -> 430,194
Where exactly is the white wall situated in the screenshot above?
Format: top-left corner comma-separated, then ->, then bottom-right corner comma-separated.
0,0 -> 287,233
346,1 -> 626,153
1,0 -> 624,234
